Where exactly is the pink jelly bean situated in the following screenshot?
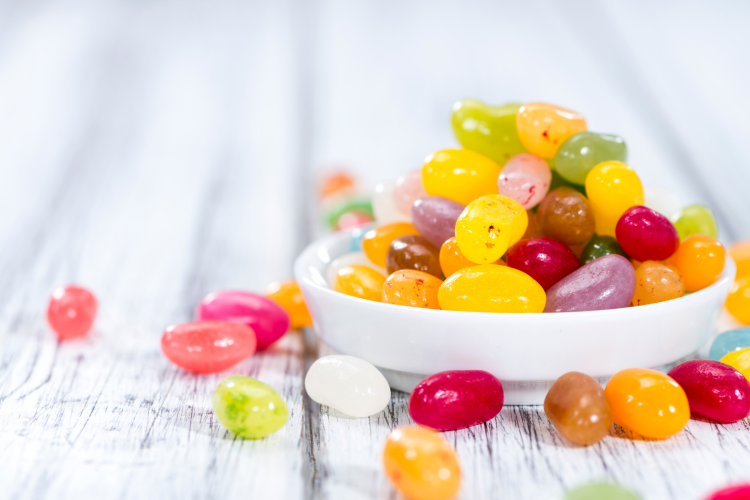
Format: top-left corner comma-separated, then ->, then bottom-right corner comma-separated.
394,168 -> 428,216
161,320 -> 256,373
497,153 -> 551,210
704,484 -> 750,500
411,196 -> 465,249
197,291 -> 290,350
616,205 -> 679,261
409,370 -> 504,431
506,238 -> 580,291
667,360 -> 750,423
47,285 -> 98,340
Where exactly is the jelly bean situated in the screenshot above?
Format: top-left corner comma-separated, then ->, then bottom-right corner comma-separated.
362,222 -> 418,267
605,368 -> 689,439
536,187 -> 596,246
726,278 -> 750,325
720,348 -> 750,383
46,285 -> 97,340
373,182 -> 410,224
564,483 -> 639,500
320,171 -> 356,199
439,237 -> 506,278
323,197 -> 373,229
383,270 -> 443,309
265,280 -> 312,329
497,153 -> 551,209
709,328 -> 750,361
644,186 -> 682,219
523,209 -> 543,239
506,238 -> 580,291
383,426 -> 461,500
545,255 -> 636,313
334,265 -> 386,302
579,235 -> 628,265
161,321 -> 256,373
585,161 -> 644,236
516,102 -> 587,158
409,370 -> 504,431
667,359 -> 750,423
438,264 -> 545,313
350,224 -> 373,251
730,241 -> 750,280
394,168 -> 428,216
213,375 -> 288,439
197,291 -> 290,350
326,251 -> 386,287
704,484 -> 750,500
422,149 -> 501,205
335,210 -> 373,231
386,235 -> 442,278
455,194 -> 528,264
451,99 -> 527,166
671,204 -> 718,240
668,235 -> 726,292
544,371 -> 612,446
554,132 -> 627,185
631,261 -> 684,306
615,206 -> 679,261
411,196 -> 465,249
305,355 -> 391,417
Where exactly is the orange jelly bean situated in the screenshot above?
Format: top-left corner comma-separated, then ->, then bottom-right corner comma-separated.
439,237 -> 505,278
726,276 -> 750,325
383,270 -> 442,309
604,368 -> 690,439
516,102 -> 587,158
668,235 -> 726,292
265,279 -> 312,329
383,426 -> 461,500
334,265 -> 386,302
730,241 -> 750,280
362,222 -> 418,267
632,261 -> 685,306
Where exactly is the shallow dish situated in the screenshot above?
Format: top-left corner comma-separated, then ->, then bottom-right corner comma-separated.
295,229 -> 736,404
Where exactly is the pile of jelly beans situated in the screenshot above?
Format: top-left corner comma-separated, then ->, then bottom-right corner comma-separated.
328,99 -> 728,313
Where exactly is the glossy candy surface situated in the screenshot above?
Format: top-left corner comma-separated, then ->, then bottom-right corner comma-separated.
411,196 -> 465,249
536,187 -> 595,246
730,241 -> 750,280
496,153 -> 551,209
383,270 -> 442,309
644,186 -> 682,219
438,237 -> 505,278
161,321 -> 256,373
386,235 -> 442,278
710,328 -> 750,361
544,371 -> 612,446
726,276 -> 750,325
373,182 -> 410,224
383,427 -> 461,500
554,132 -> 627,185
564,483 -> 639,500
47,285 -> 98,340
632,261 -> 685,306
616,206 -> 679,261
545,255 -> 636,313
703,484 -> 750,500
213,375 -> 289,439
265,280 -> 312,329
451,100 -> 526,166
334,265 -> 386,302
409,370 -> 504,431
197,291 -> 290,350
671,204 -> 718,240
516,102 -> 587,158
455,194 -> 528,264
362,222 -> 418,267
422,149 -> 501,205
667,360 -> 750,423
506,238 -> 580,290
438,264 -> 545,313
305,355 -> 391,417
605,368 -> 690,439
579,235 -> 628,265
585,161 -> 644,236
326,251 -> 386,286
394,169 -> 428,216
668,235 -> 726,292
720,348 -> 750,383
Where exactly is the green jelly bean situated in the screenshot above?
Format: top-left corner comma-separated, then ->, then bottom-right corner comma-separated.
213,375 -> 289,439
564,483 -> 639,500
451,99 -> 527,166
671,204 -> 718,240
324,197 -> 373,229
580,234 -> 628,265
555,132 -> 627,185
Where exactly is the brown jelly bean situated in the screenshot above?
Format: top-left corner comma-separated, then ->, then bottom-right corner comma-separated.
544,371 -> 612,446
386,235 -> 442,278
537,187 -> 596,246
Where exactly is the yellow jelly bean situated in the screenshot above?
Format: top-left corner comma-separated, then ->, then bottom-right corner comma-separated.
422,149 -> 501,205
726,276 -> 750,325
334,265 -> 386,302
516,102 -> 587,158
362,222 -> 418,267
455,195 -> 527,264
720,348 -> 750,383
438,264 -> 545,313
585,161 -> 644,236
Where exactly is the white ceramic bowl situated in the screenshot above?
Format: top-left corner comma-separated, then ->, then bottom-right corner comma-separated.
295,230 -> 736,404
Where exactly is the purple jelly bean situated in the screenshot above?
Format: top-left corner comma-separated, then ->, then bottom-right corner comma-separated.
544,254 -> 635,312
411,196 -> 465,248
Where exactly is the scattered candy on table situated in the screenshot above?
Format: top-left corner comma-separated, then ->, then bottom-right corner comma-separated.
213,374 -> 289,439
47,285 -> 98,340
544,371 -> 612,446
265,279 -> 312,329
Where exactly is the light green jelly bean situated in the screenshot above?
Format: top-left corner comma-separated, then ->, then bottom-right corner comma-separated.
564,483 -> 640,500
213,375 -> 289,439
451,99 -> 527,166
671,204 -> 718,240
555,132 -> 627,185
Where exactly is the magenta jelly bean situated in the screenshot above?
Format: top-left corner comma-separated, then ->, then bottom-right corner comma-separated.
409,370 -> 504,431
47,285 -> 98,340
704,484 -> 750,500
667,360 -> 750,423
497,153 -> 551,210
615,205 -> 679,261
411,196 -> 466,248
197,291 -> 290,350
161,320 -> 257,373
506,238 -> 580,291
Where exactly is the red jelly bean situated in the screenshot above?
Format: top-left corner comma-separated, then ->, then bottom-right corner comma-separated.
409,370 -> 504,431
667,359 -> 750,423
161,320 -> 256,373
506,238 -> 580,290
46,285 -> 98,340
704,484 -> 750,500
197,291 -> 290,350
615,205 -> 679,261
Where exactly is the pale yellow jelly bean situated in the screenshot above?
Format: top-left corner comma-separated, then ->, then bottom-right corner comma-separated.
437,264 -> 546,313
455,195 -> 528,264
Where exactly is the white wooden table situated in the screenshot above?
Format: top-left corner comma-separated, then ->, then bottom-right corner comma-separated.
0,1 -> 749,499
